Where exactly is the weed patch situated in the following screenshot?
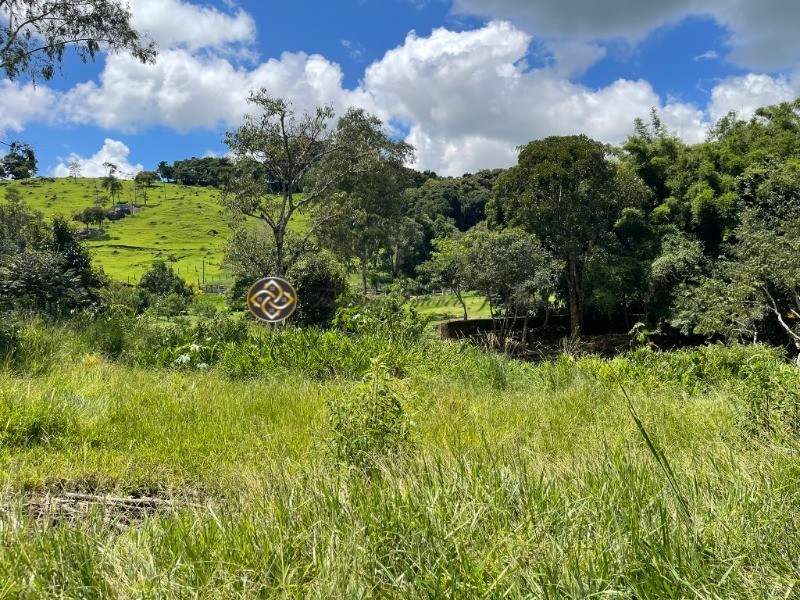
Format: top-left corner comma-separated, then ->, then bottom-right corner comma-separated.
327,360 -> 415,468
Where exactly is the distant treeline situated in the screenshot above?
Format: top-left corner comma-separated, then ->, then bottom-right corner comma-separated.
157,157 -> 234,187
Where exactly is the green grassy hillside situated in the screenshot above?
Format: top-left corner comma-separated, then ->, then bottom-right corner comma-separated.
0,178 -> 309,286
2,178 -> 229,285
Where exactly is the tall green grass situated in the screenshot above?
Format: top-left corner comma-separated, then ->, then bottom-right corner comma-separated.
0,318 -> 798,597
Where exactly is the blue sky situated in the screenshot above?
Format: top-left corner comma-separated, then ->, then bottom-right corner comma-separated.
2,0 -> 799,177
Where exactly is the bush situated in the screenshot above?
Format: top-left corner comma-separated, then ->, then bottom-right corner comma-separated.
288,250 -> 347,328
333,292 -> 429,342
327,359 -> 414,468
76,310 -> 134,359
139,261 -> 194,305
101,282 -> 150,314
151,293 -> 191,317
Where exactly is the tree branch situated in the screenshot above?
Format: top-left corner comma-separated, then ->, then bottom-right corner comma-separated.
764,286 -> 800,345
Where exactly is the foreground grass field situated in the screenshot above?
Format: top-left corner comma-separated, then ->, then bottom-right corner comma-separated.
1,316 -> 799,597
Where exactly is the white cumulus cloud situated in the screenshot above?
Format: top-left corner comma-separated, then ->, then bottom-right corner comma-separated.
52,139 -> 144,178
708,73 -> 795,122
363,22 -> 706,174
0,80 -> 57,133
129,0 -> 256,51
58,49 -> 381,133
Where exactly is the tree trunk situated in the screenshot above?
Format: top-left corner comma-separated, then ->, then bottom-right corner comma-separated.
566,253 -> 582,340
274,226 -> 286,277
454,286 -> 467,320
521,315 -> 529,354
391,244 -> 401,281
360,253 -> 368,294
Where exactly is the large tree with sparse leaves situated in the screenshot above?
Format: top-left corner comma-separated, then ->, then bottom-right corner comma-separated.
222,89 -> 411,277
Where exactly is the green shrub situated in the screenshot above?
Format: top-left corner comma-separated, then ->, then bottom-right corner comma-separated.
151,292 -> 191,317
288,250 -> 347,328
139,260 -> 193,300
327,359 -> 414,468
101,281 -> 150,314
191,297 -> 219,318
137,261 -> 194,316
334,292 -> 429,342
77,311 -> 132,359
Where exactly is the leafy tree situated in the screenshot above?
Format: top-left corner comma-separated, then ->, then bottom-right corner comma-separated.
416,234 -> 471,320
222,89 -> 411,276
407,169 -> 501,232
157,161 -> 175,182
462,225 -> 560,320
490,135 -> 619,338
138,260 -> 193,301
0,0 -> 156,82
134,170 -> 159,188
133,170 -> 159,206
0,190 -> 46,254
221,225 -> 345,326
101,166 -> 123,204
289,250 -> 348,327
0,141 -> 37,179
167,157 -> 233,187
221,224 -> 281,304
400,169 -> 503,277
585,206 -> 657,322
68,161 -> 81,180
622,109 -> 683,206
73,206 -> 106,232
318,158 -> 412,291
0,214 -> 105,317
647,229 -> 706,325
674,209 -> 800,361
72,208 -> 90,230
384,215 -> 424,282
48,215 -> 104,289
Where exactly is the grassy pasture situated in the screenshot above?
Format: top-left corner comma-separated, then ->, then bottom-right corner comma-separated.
0,317 -> 798,597
0,178 -> 309,286
411,290 -> 490,323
